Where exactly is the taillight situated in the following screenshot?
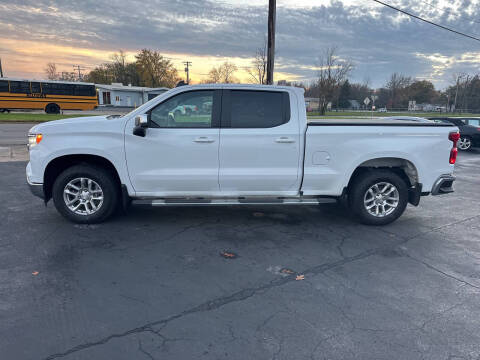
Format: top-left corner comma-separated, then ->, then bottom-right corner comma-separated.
449,131 -> 460,164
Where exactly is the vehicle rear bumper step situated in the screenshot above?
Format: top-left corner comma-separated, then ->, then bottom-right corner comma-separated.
431,175 -> 455,195
133,197 -> 337,207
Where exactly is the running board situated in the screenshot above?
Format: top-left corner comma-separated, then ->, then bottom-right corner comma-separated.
134,197 -> 336,207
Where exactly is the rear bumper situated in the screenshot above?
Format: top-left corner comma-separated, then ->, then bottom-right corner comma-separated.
431,175 -> 455,195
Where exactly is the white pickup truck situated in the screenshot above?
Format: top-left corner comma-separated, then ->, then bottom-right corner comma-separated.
26,84 -> 459,225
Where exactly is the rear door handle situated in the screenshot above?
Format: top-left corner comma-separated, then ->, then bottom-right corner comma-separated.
275,137 -> 295,143
194,136 -> 215,143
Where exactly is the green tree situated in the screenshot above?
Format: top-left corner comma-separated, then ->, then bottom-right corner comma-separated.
338,80 -> 351,108
407,80 -> 436,104
135,49 -> 179,88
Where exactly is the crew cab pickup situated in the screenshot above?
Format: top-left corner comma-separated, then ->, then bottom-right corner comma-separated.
26,84 -> 459,225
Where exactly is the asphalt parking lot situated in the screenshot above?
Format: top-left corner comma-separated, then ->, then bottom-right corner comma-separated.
1,150 -> 480,360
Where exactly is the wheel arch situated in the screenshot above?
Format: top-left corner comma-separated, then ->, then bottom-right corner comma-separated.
346,157 -> 419,191
43,154 -> 121,201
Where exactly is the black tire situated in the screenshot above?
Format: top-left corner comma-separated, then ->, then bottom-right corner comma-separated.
45,103 -> 60,114
458,136 -> 472,151
0,109 -> 5,113
52,165 -> 119,224
348,169 -> 408,226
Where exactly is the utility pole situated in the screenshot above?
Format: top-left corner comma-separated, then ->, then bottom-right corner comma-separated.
266,0 -> 276,85
0,58 -> 3,78
183,61 -> 192,84
72,64 -> 86,81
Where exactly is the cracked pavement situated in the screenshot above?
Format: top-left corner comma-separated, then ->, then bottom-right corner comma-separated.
1,150 -> 480,360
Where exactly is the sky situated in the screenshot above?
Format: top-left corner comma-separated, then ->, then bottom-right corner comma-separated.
1,0 -> 480,88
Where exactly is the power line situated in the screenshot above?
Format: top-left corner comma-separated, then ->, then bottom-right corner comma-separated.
72,64 -> 87,80
417,0 -> 480,25
372,0 -> 480,42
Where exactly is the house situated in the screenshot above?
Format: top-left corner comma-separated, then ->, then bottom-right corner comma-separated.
96,83 -> 169,107
348,100 -> 361,110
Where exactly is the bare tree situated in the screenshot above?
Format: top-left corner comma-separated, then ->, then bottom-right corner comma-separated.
247,40 -> 267,84
385,73 -> 412,109
59,72 -> 77,82
44,63 -> 58,80
315,47 -> 353,114
205,61 -> 238,83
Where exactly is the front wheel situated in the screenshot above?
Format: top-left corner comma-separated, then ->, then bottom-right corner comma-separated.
458,136 -> 472,151
52,165 -> 119,223
349,170 -> 408,225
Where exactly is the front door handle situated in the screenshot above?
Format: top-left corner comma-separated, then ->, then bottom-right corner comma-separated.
194,136 -> 215,143
275,137 -> 295,143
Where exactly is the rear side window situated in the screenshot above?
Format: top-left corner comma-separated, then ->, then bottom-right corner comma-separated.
0,80 -> 8,92
466,119 -> 480,127
228,90 -> 290,128
74,85 -> 96,96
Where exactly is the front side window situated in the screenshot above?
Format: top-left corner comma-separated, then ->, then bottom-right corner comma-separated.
150,91 -> 213,128
229,90 -> 289,128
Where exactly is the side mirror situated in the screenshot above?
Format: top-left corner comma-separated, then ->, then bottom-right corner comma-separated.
135,114 -> 148,128
133,114 -> 148,137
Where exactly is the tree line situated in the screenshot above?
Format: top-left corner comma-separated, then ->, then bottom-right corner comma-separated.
43,46 -> 480,113
44,46 -> 267,88
304,47 -> 480,114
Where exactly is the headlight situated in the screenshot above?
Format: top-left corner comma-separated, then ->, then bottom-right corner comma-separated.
28,133 -> 43,149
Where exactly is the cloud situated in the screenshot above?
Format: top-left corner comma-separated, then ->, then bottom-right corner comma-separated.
1,0 -> 479,87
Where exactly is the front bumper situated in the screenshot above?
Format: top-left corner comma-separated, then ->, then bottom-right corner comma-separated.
27,179 -> 45,200
26,162 -> 45,199
431,175 -> 455,195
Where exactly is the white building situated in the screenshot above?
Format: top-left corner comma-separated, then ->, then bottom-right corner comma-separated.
96,83 -> 169,107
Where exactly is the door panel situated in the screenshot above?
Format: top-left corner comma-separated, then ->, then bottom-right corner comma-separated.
219,90 -> 301,195
125,90 -> 221,196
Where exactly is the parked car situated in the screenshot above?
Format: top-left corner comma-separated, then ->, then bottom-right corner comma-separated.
384,116 -> 432,123
26,84 -> 459,225
429,117 -> 480,151
378,107 -> 388,112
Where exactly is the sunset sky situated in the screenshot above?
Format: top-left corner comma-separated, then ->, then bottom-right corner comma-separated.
1,0 -> 480,88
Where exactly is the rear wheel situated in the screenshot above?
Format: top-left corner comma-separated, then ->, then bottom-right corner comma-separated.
349,170 -> 408,225
45,103 -> 60,114
52,165 -> 119,223
458,136 -> 472,151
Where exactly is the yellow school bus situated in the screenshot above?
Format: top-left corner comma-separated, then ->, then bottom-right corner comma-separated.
0,78 -> 98,114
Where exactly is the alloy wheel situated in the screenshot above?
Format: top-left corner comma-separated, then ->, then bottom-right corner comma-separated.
63,177 -> 104,215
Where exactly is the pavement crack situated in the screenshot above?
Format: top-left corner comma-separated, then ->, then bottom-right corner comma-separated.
137,339 -> 155,360
42,246 -> 382,360
44,227 -> 470,360
404,253 -> 480,290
